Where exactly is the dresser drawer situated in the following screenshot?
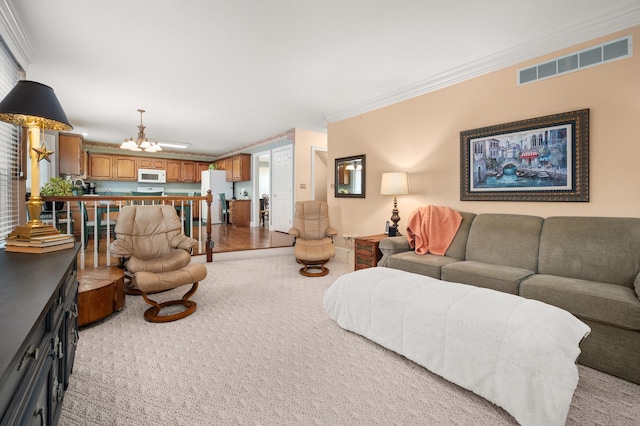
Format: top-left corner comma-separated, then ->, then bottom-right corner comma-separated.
0,315 -> 47,424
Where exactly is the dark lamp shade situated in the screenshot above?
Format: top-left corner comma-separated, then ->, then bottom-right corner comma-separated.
0,80 -> 72,130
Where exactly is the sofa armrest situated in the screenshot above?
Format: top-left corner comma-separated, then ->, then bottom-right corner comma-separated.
378,236 -> 411,267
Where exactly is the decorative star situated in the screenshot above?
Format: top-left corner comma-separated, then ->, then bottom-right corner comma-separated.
32,143 -> 55,162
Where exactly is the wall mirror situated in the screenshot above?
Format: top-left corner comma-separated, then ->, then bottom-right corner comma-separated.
335,154 -> 366,198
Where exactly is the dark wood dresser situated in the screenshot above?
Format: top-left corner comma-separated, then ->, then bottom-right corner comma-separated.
0,244 -> 80,426
354,234 -> 388,270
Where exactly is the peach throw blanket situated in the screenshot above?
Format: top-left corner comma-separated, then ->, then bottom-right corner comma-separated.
406,205 -> 462,255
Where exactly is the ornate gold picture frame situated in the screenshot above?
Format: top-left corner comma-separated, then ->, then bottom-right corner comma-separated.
460,109 -> 589,202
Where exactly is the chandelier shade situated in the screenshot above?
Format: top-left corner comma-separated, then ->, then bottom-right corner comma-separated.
120,109 -> 161,152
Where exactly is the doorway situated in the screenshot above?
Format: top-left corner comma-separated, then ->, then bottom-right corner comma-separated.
311,146 -> 328,201
271,144 -> 293,232
253,151 -> 270,226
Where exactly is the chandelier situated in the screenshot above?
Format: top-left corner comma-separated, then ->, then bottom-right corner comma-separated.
120,109 -> 162,152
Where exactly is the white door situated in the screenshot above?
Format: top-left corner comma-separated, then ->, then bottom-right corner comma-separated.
271,145 -> 293,232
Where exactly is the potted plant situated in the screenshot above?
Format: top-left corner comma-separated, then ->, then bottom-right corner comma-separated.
41,177 -> 74,211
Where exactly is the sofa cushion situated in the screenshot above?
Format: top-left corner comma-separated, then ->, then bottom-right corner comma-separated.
442,211 -> 476,260
538,216 -> 640,289
520,274 -> 640,331
441,261 -> 534,294
387,252 -> 461,279
465,214 -> 543,272
379,211 -> 476,268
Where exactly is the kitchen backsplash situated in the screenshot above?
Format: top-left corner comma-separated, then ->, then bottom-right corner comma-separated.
89,179 -> 254,197
91,181 -> 201,195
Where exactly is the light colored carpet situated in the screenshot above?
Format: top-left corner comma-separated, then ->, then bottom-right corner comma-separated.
60,254 -> 640,425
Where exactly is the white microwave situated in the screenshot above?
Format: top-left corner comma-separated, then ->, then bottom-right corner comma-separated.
138,169 -> 166,183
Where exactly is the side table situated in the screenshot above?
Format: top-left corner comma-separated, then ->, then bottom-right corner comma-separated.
343,232 -> 360,268
77,266 -> 125,326
354,233 -> 388,270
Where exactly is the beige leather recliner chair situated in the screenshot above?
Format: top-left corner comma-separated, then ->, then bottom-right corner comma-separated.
110,205 -> 207,322
288,201 -> 338,277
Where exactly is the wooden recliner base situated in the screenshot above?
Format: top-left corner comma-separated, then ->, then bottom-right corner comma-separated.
140,282 -> 199,323
297,259 -> 330,277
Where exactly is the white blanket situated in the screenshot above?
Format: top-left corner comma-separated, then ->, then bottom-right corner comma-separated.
324,267 -> 590,426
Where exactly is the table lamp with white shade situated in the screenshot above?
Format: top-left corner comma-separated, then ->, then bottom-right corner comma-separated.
0,80 -> 73,239
380,171 -> 409,235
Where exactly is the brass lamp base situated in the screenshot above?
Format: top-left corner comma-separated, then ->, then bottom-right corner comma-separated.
7,223 -> 61,240
7,196 -> 61,240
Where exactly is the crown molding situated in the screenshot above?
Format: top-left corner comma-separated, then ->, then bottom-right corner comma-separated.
212,128 -> 296,159
326,4 -> 640,124
0,0 -> 35,69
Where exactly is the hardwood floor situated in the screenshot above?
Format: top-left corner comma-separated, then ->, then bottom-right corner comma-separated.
204,224 -> 294,253
77,224 -> 294,269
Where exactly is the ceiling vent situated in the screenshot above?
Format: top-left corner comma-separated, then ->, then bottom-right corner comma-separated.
518,35 -> 632,85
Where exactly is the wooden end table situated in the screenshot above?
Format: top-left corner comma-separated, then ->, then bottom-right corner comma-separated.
354,233 -> 388,270
77,266 -> 125,326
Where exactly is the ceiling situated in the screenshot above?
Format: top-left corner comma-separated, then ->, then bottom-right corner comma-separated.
4,0 -> 640,157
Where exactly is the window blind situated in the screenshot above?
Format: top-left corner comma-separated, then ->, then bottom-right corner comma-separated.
0,39 -> 20,246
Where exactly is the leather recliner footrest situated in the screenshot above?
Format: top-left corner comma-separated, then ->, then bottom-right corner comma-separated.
134,264 -> 207,293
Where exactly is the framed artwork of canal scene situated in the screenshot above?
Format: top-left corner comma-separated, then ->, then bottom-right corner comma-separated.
460,109 -> 589,202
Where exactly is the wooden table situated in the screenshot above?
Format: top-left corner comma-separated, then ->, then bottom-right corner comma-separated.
77,266 -> 125,326
354,233 -> 388,270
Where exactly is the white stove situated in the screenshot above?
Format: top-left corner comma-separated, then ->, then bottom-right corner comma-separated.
136,186 -> 165,194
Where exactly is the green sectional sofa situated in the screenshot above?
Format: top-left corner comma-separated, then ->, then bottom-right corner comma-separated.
378,212 -> 640,384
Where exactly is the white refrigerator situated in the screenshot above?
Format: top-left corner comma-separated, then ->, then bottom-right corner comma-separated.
201,170 -> 234,224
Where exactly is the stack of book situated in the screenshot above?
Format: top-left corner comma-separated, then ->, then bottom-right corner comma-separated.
5,232 -> 76,253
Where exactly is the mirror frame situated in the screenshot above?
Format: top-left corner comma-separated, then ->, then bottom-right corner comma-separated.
334,154 -> 366,198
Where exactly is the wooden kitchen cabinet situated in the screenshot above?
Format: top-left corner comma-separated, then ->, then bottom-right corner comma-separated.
182,161 -> 196,182
231,154 -> 251,182
192,199 -> 200,220
223,158 -> 233,181
87,153 -> 113,180
167,160 -> 197,182
89,154 -> 136,181
137,157 -> 167,170
228,199 -> 251,227
113,156 -> 137,180
214,159 -> 227,172
196,162 -> 210,183
167,159 -> 181,182
58,133 -> 85,176
216,154 -> 251,182
87,153 -> 212,183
